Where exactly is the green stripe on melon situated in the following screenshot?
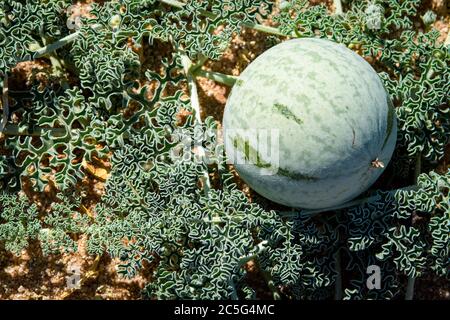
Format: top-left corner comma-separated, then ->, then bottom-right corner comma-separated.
223,38 -> 397,209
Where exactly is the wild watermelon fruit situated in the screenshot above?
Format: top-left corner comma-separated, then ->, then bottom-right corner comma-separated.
223,38 -> 397,209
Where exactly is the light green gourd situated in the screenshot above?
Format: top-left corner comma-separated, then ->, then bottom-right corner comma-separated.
223,38 -> 397,209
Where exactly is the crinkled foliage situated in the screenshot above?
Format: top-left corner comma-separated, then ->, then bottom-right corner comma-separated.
0,0 -> 72,74
0,192 -> 88,255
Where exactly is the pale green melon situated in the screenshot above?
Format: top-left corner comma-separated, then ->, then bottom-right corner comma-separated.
223,38 -> 397,209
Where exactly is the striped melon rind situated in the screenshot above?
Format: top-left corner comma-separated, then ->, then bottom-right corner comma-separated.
223,38 -> 397,209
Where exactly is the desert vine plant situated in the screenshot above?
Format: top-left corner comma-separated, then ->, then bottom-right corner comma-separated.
0,0 -> 449,300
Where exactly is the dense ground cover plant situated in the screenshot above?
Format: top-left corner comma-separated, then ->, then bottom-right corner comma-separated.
0,0 -> 449,299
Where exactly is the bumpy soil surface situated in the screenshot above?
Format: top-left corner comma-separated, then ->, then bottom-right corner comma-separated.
0,0 -> 448,300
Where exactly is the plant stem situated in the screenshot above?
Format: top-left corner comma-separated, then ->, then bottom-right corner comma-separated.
199,9 -> 217,20
25,0 -> 287,63
405,152 -> 422,300
158,0 -> 287,37
334,249 -> 343,300
241,21 -> 286,37
179,50 -> 211,195
125,177 -> 151,209
405,276 -> 416,300
33,32 -> 81,59
180,54 -> 202,124
30,24 -> 101,60
40,36 -> 70,90
1,74 -> 8,132
2,124 -> 67,137
238,241 -> 269,266
49,54 -> 70,90
414,152 -> 422,184
190,54 -> 209,74
159,0 -> 185,9
193,68 -> 239,86
2,123 -> 131,139
333,0 -> 343,15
